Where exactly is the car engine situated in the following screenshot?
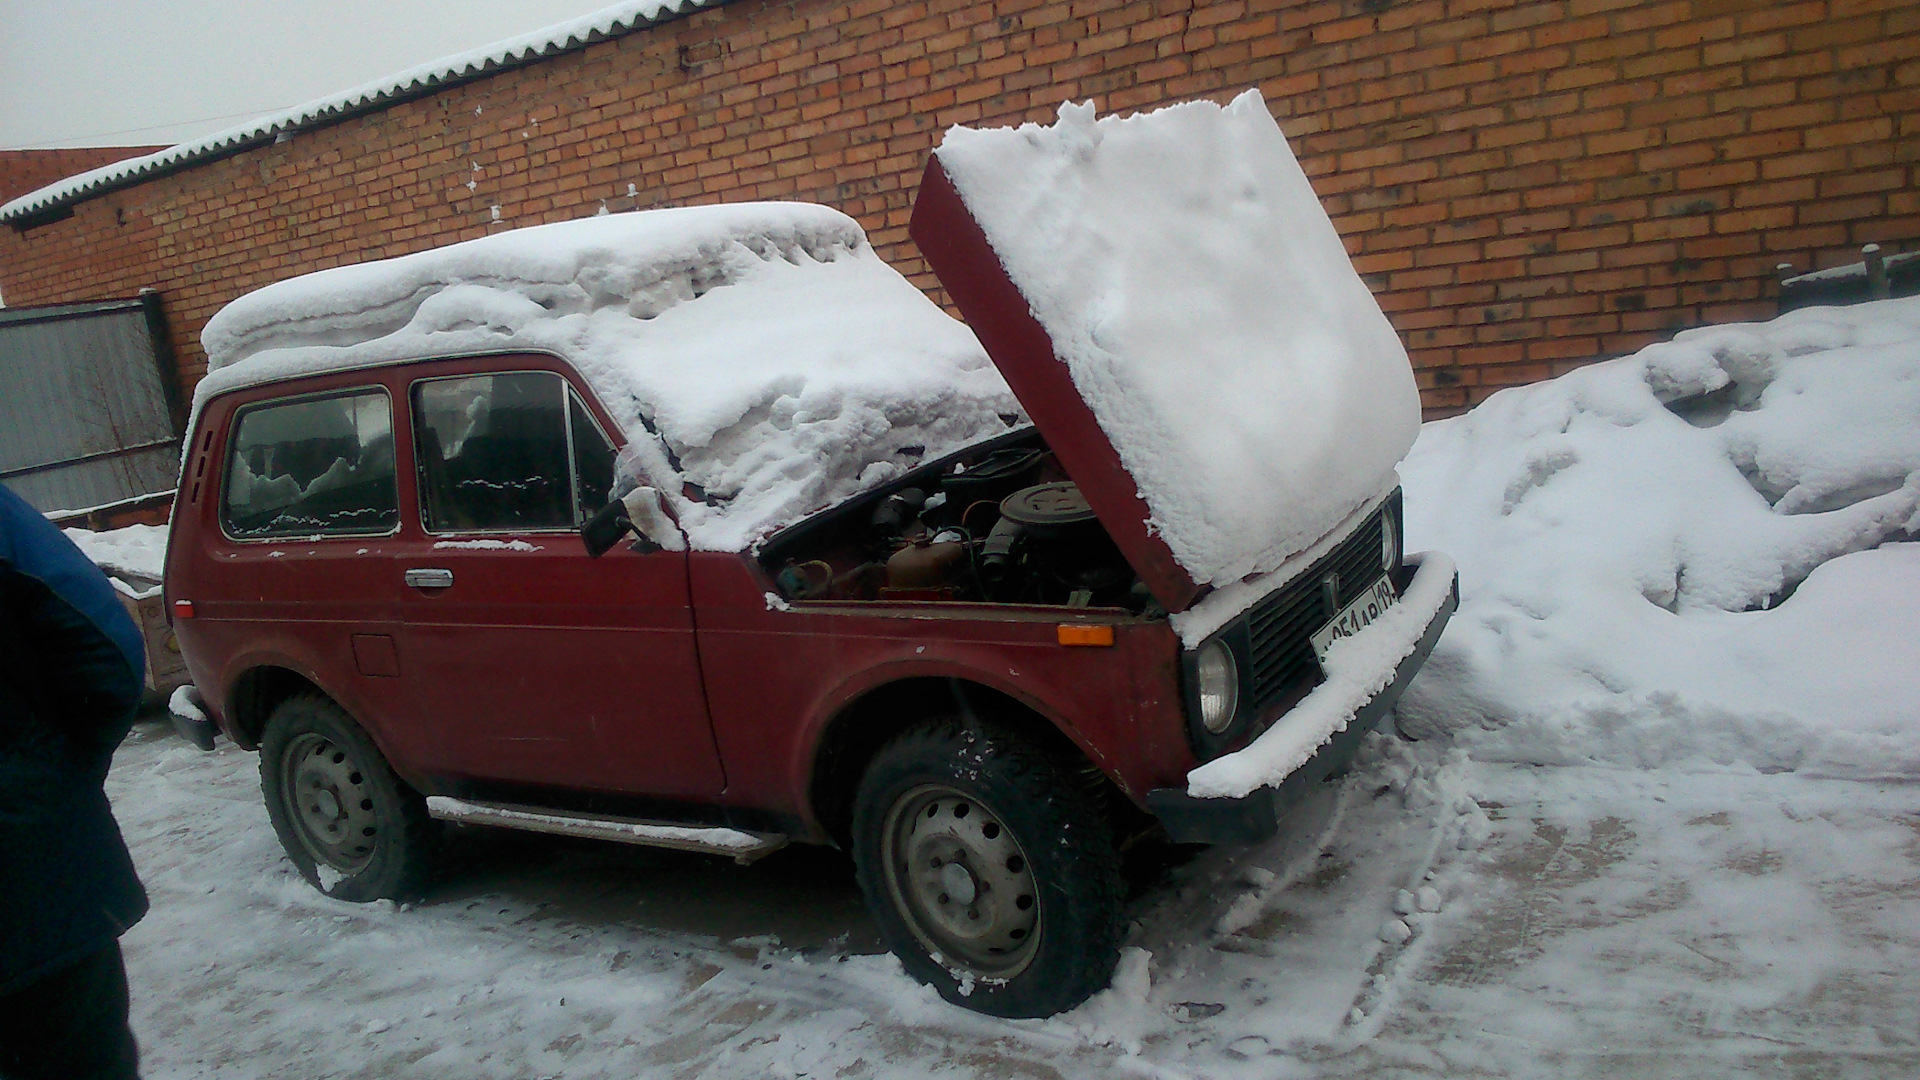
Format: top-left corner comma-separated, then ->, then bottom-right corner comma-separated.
759,435 -> 1157,613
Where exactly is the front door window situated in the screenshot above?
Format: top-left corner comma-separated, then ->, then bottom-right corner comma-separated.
412,372 -> 574,533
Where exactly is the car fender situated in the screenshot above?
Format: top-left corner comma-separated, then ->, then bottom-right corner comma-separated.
787,648 -> 1125,823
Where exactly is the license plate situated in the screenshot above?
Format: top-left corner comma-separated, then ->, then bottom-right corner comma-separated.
1310,576 -> 1399,665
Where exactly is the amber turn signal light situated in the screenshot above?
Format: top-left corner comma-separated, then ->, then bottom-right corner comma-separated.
1056,623 -> 1114,647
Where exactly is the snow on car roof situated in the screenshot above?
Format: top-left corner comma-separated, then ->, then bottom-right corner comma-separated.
0,0 -> 716,224
933,90 -> 1422,594
195,202 -> 1019,551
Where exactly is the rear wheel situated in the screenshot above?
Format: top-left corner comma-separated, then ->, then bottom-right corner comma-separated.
260,695 -> 437,902
851,719 -> 1125,1017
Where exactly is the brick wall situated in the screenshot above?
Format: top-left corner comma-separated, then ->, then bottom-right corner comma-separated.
0,147 -> 163,205
1,0 -> 1913,415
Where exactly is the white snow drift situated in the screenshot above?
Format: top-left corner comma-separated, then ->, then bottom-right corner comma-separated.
935,89 -> 1422,591
1398,295 -> 1920,779
197,203 -> 1019,551
62,522 -> 168,598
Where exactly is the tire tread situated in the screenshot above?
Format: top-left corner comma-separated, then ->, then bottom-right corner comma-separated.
259,693 -> 437,902
852,715 -> 1125,1017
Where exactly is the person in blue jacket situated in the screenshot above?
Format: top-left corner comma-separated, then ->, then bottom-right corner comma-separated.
0,483 -> 148,1080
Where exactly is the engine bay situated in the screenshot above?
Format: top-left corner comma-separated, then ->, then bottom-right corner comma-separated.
756,430 -> 1159,614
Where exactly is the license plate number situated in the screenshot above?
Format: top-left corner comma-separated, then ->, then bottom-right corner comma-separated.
1310,576 -> 1398,665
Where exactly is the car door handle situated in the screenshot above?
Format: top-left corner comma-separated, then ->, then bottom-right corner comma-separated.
404,568 -> 455,589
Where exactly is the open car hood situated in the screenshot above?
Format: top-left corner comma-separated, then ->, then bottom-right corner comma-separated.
911,91 -> 1422,615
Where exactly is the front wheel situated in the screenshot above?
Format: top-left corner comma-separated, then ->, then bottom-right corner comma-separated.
851,719 -> 1125,1017
259,694 -> 437,902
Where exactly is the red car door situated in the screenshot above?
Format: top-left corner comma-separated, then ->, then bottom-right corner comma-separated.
389,359 -> 725,799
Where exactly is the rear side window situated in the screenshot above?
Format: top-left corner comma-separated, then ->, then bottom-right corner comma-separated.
413,371 -> 616,533
222,390 -> 398,538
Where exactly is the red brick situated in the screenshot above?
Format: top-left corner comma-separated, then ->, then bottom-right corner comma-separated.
1702,33 -> 1787,66
1733,178 -> 1817,207
1804,117 -> 1895,150
1818,168 -> 1909,198
1717,130 -> 1802,161
1798,195 -> 1886,225
1676,160 -> 1759,189
1758,148 -> 1850,180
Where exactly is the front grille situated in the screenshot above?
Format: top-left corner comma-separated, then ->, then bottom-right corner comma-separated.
1244,506 -> 1389,712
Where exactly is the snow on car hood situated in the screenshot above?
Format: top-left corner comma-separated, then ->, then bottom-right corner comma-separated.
197,203 -> 1020,551
922,90 -> 1421,612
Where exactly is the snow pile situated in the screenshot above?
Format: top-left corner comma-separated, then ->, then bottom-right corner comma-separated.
63,522 -> 168,596
1055,946 -> 1154,1055
1399,296 -> 1920,779
198,204 -> 1018,551
935,90 -> 1420,589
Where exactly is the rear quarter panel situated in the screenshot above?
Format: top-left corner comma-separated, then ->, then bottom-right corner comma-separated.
163,372 -> 428,777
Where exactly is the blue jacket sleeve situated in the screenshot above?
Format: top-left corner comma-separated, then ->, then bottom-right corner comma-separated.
0,484 -> 146,744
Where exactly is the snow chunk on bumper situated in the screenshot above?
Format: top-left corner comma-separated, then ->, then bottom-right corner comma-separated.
934,90 -> 1420,587
1186,552 -> 1457,799
197,204 -> 1019,551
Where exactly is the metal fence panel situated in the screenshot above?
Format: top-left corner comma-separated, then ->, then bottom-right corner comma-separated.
0,297 -> 180,513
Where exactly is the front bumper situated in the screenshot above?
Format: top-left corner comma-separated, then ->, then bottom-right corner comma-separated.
1146,561 -> 1459,845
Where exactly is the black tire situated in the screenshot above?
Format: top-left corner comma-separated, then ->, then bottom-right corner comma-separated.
259,694 -> 437,902
850,718 -> 1125,1018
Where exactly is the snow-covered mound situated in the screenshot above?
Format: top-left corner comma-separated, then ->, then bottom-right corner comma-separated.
63,522 -> 169,598
62,522 -> 168,581
935,89 -> 1421,589
197,204 -> 1019,551
1399,296 -> 1920,779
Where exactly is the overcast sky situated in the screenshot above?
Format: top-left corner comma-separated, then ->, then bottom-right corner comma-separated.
0,0 -> 621,150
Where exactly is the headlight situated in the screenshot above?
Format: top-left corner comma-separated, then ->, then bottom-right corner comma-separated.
1381,504 -> 1398,572
1195,640 -> 1239,735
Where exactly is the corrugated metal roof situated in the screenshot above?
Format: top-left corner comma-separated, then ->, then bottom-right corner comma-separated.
0,296 -> 148,327
1,0 -> 719,225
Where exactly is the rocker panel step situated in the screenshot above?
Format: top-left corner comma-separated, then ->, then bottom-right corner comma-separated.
424,796 -> 789,865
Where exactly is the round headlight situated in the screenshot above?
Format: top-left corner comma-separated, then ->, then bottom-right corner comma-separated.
1195,640 -> 1239,735
1381,505 -> 1398,572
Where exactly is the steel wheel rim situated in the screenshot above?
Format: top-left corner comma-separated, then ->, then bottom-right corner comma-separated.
880,783 -> 1041,979
280,731 -> 379,875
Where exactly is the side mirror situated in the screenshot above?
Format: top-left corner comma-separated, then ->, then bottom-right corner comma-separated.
582,486 -> 686,558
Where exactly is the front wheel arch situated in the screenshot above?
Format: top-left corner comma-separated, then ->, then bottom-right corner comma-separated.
808,677 -> 1097,849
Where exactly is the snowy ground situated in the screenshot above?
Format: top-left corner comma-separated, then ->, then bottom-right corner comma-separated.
109,723 -> 1920,1079
99,297 -> 1920,1077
